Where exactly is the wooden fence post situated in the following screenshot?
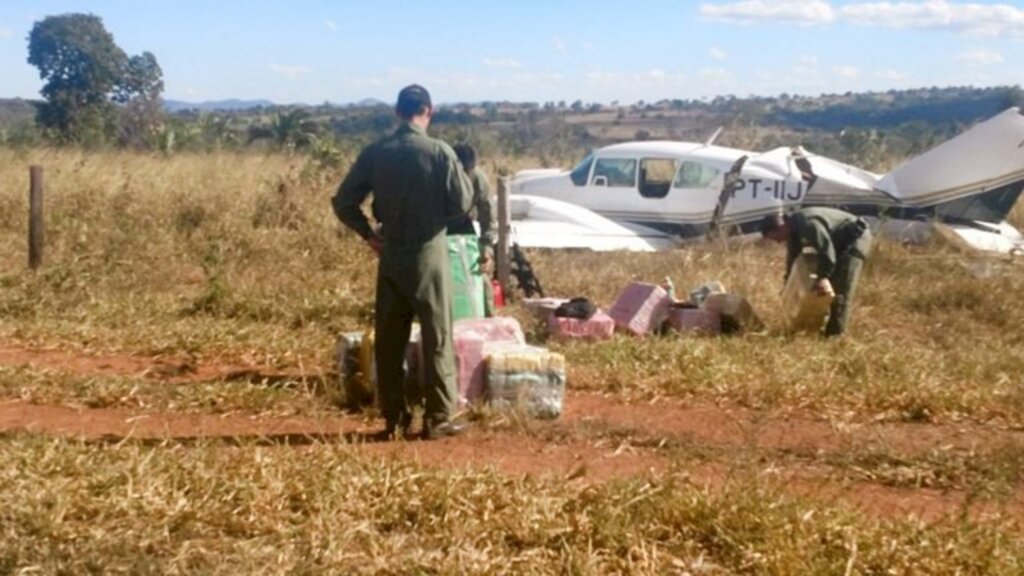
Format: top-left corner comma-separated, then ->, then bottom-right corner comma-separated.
28,165 -> 44,270
496,176 -> 512,299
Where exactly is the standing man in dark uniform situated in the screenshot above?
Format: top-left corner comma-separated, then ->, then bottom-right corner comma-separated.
332,84 -> 473,439
761,207 -> 872,337
447,143 -> 497,313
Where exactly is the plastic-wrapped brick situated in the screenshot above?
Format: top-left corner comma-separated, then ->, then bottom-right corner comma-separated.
608,282 -> 672,336
335,331 -> 373,407
782,253 -> 834,333
666,307 -> 721,336
548,310 -> 615,341
406,317 -> 527,406
485,344 -> 566,419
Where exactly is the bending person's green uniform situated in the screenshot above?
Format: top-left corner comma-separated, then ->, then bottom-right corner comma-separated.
332,84 -> 472,439
762,207 -> 873,337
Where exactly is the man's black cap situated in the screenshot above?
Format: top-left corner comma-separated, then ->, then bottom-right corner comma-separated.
453,143 -> 477,168
396,84 -> 432,119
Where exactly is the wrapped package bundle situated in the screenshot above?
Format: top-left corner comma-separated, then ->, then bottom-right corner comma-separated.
335,331 -> 373,407
357,328 -> 377,404
485,343 -> 566,419
700,293 -> 763,334
666,306 -> 721,336
448,235 -> 486,321
782,253 -> 834,333
406,317 -> 527,405
521,297 -> 570,321
548,310 -> 615,341
608,282 -> 672,336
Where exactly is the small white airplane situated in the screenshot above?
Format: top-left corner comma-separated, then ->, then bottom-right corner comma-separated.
511,107 -> 1024,254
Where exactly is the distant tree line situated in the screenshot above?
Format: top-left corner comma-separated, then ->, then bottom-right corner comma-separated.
5,15 -> 1023,171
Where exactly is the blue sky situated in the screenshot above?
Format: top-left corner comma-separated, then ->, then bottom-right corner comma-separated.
1,0 -> 1023,104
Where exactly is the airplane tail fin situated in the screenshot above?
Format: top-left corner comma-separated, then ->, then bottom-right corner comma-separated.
878,107 -> 1024,222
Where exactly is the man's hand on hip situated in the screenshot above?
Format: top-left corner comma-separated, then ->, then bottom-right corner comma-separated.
479,246 -> 495,274
366,236 -> 383,255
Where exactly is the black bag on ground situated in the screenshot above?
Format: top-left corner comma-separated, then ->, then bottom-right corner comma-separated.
554,297 -> 597,320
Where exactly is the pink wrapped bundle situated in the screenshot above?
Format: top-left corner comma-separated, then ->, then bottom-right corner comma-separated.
452,317 -> 526,404
548,311 -> 615,341
608,283 -> 672,336
454,316 -> 526,346
666,307 -> 721,336
454,332 -> 487,403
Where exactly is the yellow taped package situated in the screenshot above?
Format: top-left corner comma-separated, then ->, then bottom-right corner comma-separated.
357,328 -> 377,405
336,331 -> 372,408
782,253 -> 834,333
485,344 -> 566,419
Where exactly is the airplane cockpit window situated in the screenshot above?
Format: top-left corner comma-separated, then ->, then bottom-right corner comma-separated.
592,158 -> 637,187
638,158 -> 678,198
673,161 -> 721,189
570,154 -> 594,186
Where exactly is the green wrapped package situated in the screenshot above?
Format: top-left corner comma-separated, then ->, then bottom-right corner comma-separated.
447,234 -> 485,321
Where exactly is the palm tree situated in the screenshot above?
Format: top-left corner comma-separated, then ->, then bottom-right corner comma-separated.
247,108 -> 319,150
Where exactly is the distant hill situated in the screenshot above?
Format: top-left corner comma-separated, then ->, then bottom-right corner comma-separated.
163,99 -> 276,112
767,86 -> 1024,130
0,98 -> 38,125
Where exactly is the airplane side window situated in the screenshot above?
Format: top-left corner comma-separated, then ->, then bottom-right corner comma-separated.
570,155 -> 594,186
638,158 -> 677,199
673,161 -> 721,189
592,158 -> 637,187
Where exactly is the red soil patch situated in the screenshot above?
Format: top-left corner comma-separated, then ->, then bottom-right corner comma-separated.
2,343 -> 1023,522
0,345 -> 323,385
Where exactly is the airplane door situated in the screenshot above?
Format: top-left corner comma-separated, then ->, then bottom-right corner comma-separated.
579,156 -> 641,218
669,160 -> 723,233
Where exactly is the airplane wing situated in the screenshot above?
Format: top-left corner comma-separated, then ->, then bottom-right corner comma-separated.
878,107 -> 1024,221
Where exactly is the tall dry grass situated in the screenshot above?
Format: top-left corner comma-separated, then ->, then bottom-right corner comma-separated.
2,148 -> 1024,572
2,435 -> 1023,574
1,149 -> 1023,424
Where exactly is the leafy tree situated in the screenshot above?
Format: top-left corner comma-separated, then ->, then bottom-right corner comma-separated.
114,52 -> 165,147
1002,86 -> 1024,110
28,13 -> 127,143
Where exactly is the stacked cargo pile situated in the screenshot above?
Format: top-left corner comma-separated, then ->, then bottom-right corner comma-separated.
337,316 -> 566,419
524,278 -> 762,341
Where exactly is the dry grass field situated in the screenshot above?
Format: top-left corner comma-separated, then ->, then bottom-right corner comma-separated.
2,148 -> 1024,573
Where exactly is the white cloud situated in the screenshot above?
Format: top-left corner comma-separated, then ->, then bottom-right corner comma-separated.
325,20 -> 337,32
552,36 -> 567,53
481,57 -> 525,69
699,67 -> 733,81
833,65 -> 862,80
798,55 -> 819,66
0,26 -> 12,39
700,1 -> 836,26
874,69 -> 909,81
702,1 -> 1024,38
839,1 -> 1024,37
954,47 -> 1004,65
708,46 -> 727,60
269,63 -> 314,79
